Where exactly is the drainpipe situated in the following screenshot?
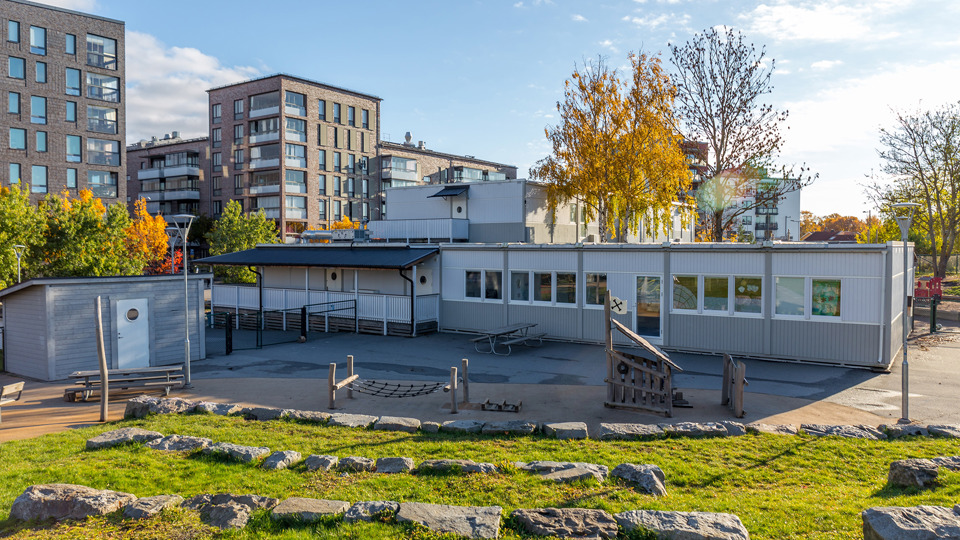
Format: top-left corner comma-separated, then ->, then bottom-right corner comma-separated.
398,268 -> 415,337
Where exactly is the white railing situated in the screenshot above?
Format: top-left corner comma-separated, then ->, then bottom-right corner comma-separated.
367,218 -> 469,241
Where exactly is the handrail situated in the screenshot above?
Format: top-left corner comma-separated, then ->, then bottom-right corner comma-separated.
609,318 -> 682,371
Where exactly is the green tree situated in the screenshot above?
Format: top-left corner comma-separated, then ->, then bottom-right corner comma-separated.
0,185 -> 43,288
206,200 -> 278,283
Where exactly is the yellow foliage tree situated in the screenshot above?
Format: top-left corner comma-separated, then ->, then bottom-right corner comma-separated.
330,216 -> 354,230
125,199 -> 169,270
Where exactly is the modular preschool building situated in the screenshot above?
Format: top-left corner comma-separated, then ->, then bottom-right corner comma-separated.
204,241 -> 911,370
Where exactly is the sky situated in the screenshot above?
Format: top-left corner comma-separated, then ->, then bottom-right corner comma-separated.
38,0 -> 960,217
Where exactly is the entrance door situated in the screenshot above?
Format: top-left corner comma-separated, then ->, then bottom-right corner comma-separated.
636,276 -> 661,339
117,298 -> 150,369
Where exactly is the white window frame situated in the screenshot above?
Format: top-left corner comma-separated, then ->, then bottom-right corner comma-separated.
773,276 -> 843,321
583,272 -> 607,309
463,269 -> 503,302
507,270 -> 577,307
670,274 -> 700,313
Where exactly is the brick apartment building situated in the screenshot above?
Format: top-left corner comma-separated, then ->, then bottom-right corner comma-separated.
126,132 -> 209,216
1,0 -> 125,203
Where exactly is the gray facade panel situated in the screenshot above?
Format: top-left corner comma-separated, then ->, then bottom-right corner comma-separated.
770,320 -> 881,367
3,286 -> 49,379
667,315 -> 765,355
468,223 -> 527,243
440,301 -> 506,331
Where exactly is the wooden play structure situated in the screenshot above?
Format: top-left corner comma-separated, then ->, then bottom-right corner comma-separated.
327,355 -> 470,413
604,295 -> 682,417
721,353 -> 748,418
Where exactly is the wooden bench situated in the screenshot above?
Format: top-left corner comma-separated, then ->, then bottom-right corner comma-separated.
0,381 -> 25,424
64,366 -> 184,402
470,323 -> 539,355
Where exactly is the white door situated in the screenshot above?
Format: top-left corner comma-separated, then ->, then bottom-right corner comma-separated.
117,298 -> 150,369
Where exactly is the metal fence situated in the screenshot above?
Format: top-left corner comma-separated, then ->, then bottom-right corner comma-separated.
207,299 -> 357,354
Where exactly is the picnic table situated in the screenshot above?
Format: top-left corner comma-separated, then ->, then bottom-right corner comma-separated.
64,366 -> 184,402
470,323 -> 546,356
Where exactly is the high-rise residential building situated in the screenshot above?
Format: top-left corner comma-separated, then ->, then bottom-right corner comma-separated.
206,74 -> 380,242
126,132 -> 208,217
1,0 -> 125,203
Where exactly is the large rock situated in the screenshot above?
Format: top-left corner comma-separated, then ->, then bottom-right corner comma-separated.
271,497 -> 349,522
661,422 -> 729,438
10,484 -> 137,521
195,401 -> 244,416
374,416 -> 421,433
146,435 -> 213,452
862,505 -> 960,539
421,421 -> 441,433
262,450 -> 302,470
328,413 -> 377,428
285,409 -> 330,423
183,493 -> 278,529
123,495 -> 183,519
543,422 -> 589,440
517,461 -> 608,481
888,459 -> 939,488
481,420 -> 539,435
202,442 -> 271,463
339,456 -> 375,472
927,425 -> 960,438
933,456 -> 960,471
719,421 -> 747,437
242,407 -> 287,421
745,423 -> 798,436
184,493 -> 278,512
880,424 -> 929,438
611,464 -> 667,496
801,424 -> 886,440
124,396 -> 197,418
344,500 -> 400,523
86,427 -> 163,450
304,455 -> 338,472
396,502 -> 501,539
512,508 -> 618,539
542,467 -> 604,484
376,457 -> 414,474
596,423 -> 664,440
616,509 -> 751,540
418,459 -> 497,474
440,420 -> 485,434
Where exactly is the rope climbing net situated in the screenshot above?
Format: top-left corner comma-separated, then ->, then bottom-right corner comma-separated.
347,379 -> 447,398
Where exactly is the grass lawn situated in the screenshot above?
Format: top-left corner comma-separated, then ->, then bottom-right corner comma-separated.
0,413 -> 958,539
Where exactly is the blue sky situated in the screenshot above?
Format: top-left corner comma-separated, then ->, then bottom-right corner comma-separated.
42,0 -> 960,217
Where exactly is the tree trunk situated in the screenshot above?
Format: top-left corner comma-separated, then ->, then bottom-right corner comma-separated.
711,210 -> 724,242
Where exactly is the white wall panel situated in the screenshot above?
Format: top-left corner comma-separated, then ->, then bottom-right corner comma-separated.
583,250 -> 663,274
840,278 -> 882,323
672,251 -> 764,275
773,252 -> 883,277
508,250 -> 578,271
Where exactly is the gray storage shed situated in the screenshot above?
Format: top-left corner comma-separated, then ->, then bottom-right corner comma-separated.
0,274 -> 208,381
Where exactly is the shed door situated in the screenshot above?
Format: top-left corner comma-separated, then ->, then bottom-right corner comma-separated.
117,299 -> 150,369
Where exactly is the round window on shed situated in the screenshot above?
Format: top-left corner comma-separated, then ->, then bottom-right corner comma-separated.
126,308 -> 139,322
419,275 -> 427,285
456,206 -> 463,214
330,271 -> 338,281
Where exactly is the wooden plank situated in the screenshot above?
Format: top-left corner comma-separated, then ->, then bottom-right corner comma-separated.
69,366 -> 182,378
332,374 -> 359,391
608,350 -> 671,377
610,319 -> 682,371
721,353 -> 732,406
75,375 -> 184,386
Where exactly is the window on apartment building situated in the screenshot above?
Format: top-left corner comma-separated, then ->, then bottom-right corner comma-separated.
584,274 -> 607,305
361,178 -> 368,198
211,103 -> 221,124
318,99 -> 326,120
87,105 -> 117,133
333,152 -> 341,172
87,138 -> 120,166
67,168 -> 77,188
67,135 -> 83,163
347,154 -> 355,174
285,195 -> 306,218
86,34 -> 117,70
31,165 -> 47,193
285,144 -> 306,167
8,92 -> 19,114
30,96 -> 46,124
333,176 -> 341,196
36,131 -> 47,152
234,99 -> 243,119
212,127 -> 221,148
29,26 -> 46,55
347,106 -> 355,126
36,61 -> 46,83
86,72 -> 119,102
9,163 -> 20,184
233,148 -> 244,168
285,170 -> 305,194
284,91 -> 306,116
317,199 -> 326,220
249,117 -> 279,139
88,170 -> 117,197
318,150 -> 326,171
9,128 -> 26,150
212,176 -> 222,196
250,143 -> 280,162
346,176 -> 355,197
361,109 -> 369,129
347,130 -> 354,151
318,174 -> 326,195
65,34 -> 76,55
361,202 -> 368,220
250,91 -> 279,112
333,103 -> 341,123
212,200 -> 222,216
211,153 -> 222,169
234,174 -> 244,195
65,68 -> 81,95
332,127 -> 339,148
333,200 -> 342,220
9,57 -> 25,79
285,118 -> 306,142
233,124 -> 243,145
8,21 -> 20,43
66,101 -> 77,122
359,155 -> 368,174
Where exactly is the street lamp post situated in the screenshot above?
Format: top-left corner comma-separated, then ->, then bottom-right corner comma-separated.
168,214 -> 196,388
13,245 -> 26,283
892,202 -> 921,424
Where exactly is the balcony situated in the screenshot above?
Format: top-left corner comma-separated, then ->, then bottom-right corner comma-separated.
381,166 -> 418,182
755,222 -> 779,231
249,158 -> 280,170
756,207 -> 779,215
249,184 -> 280,195
250,106 -> 279,118
140,189 -> 200,202
285,157 -> 306,168
285,208 -> 307,219
137,164 -> 201,181
249,132 -> 279,144
368,218 -> 469,242
284,105 -> 306,117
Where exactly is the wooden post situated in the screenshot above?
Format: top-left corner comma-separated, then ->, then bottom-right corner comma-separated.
721,353 -> 731,406
347,355 -> 354,400
94,296 -> 109,422
461,358 -> 469,404
604,293 -> 613,403
328,363 -> 336,409
734,360 -> 747,418
449,366 -> 458,414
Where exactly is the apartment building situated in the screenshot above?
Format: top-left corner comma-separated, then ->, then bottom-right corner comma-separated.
1,0 -> 125,203
126,132 -> 208,216
206,74 -> 380,242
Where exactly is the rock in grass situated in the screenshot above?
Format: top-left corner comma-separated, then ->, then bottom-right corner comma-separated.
480,420 -> 539,435
880,424 -> 929,438
862,505 -> 960,539
328,413 -> 377,428
541,467 -> 604,484
123,495 -> 183,519
745,423 -> 798,436
262,450 -> 302,470
933,456 -> 960,471
304,455 -> 338,471
86,427 -> 163,449
374,416 -> 421,433
512,508 -> 618,539
542,422 -> 589,440
285,409 -> 331,423
146,435 -> 212,452
611,464 -> 667,496
242,407 -> 287,421
927,425 -> 960,438
396,502 -> 501,539
195,402 -> 244,416
10,484 -> 137,521
420,421 -> 441,433
439,420 -> 484,433
417,459 -> 497,474
202,442 -> 271,463
375,457 -> 414,474
271,497 -> 349,522
616,509 -> 750,540
183,493 -> 278,528
888,459 -> 939,489
660,422 -> 729,438
344,501 -> 400,523
595,423 -> 664,440
339,456 -> 375,472
801,424 -> 885,440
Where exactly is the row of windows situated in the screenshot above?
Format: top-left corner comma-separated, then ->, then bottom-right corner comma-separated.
211,172 -> 370,198
6,57 -> 120,103
6,163 -> 118,196
210,194 -> 369,222
5,23 -> 117,70
211,120 -> 368,153
211,146 -> 368,175
7,128 -> 119,165
212,93 -> 370,129
7,94 -> 117,133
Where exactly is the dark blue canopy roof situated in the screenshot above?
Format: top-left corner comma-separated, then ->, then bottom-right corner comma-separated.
195,245 -> 438,269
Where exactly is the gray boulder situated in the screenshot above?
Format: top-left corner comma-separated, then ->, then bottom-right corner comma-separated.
125,395 -> 197,418
86,427 -> 163,450
927,425 -> 960,438
271,497 -> 349,522
616,509 -> 751,540
304,454 -> 338,472
719,421 -> 747,436
518,461 -> 609,481
344,500 -> 400,523
418,459 -> 497,474
146,435 -> 213,452
10,484 -> 137,521
933,456 -> 960,471
611,464 -> 667,496
595,423 -> 664,440
512,508 -> 618,539
888,459 -> 939,489
242,407 -> 287,421
328,413 -> 377,428
396,502 -> 502,539
421,421 -> 441,433
376,457 -> 414,474
183,493 -> 278,528
661,422 -> 729,438
195,401 -> 243,416
862,505 -> 960,539
123,495 -> 183,519
285,409 -> 330,423
339,456 -> 375,472
543,422 -> 589,440
440,420 -> 485,433
801,424 -> 885,440
745,423 -> 798,436
542,467 -> 604,484
202,442 -> 271,463
481,420 -> 539,435
374,416 -> 421,433
262,450 -> 302,470
880,424 -> 929,438
183,493 -> 278,512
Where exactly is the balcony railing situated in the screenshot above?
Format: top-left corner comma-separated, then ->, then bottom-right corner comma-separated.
285,157 -> 306,168
249,158 -> 280,169
139,189 -> 200,202
249,184 -> 280,195
381,167 -> 418,182
755,222 -> 779,231
367,218 -> 469,242
285,208 -> 307,219
137,164 -> 200,181
88,154 -> 120,167
249,131 -> 279,144
87,119 -> 117,134
87,52 -> 117,70
250,106 -> 279,118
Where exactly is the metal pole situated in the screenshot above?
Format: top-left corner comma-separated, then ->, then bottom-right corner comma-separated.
171,215 -> 195,388
900,230 -> 909,423
13,245 -> 25,283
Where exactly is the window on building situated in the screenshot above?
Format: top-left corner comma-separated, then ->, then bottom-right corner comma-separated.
233,148 -> 244,168
87,105 -> 117,133
212,176 -> 222,196
212,127 -> 221,148
35,61 -> 46,83
212,152 -> 221,168
775,277 -> 805,316
87,138 -> 120,166
672,275 -> 698,310
333,103 -> 341,123
8,21 -> 20,43
86,72 -> 119,102
703,276 -> 729,311
465,271 -> 481,298
233,124 -> 243,145
211,103 -> 221,124
318,174 -> 326,195
318,199 -> 326,219
234,174 -> 244,195
318,99 -> 326,120
233,99 -> 243,119
86,34 -> 117,70
285,195 -> 306,219
534,272 -> 552,302
362,201 -> 368,219
66,168 -> 77,188
347,106 -> 355,126
585,273 -> 607,305
66,101 -> 77,122
318,150 -> 326,171
333,176 -> 341,196
250,143 -> 279,162
361,109 -> 369,129
9,163 -> 20,184
333,127 -> 339,148
31,165 -> 47,193
9,128 -> 26,149
734,276 -> 762,314
333,200 -> 342,220
361,177 -> 369,198
347,154 -> 355,174
486,271 -> 502,300
212,200 -> 222,216
29,26 -> 46,55
812,279 -> 841,317
284,91 -> 306,116
511,272 -> 530,301
65,34 -> 76,55
347,131 -> 354,151
8,92 -> 19,114
36,131 -> 47,152
285,169 -> 305,194
30,95 -> 46,124
347,176 -> 355,197
285,144 -> 306,167
333,152 -> 341,172
9,57 -> 25,79
88,170 -> 117,197
556,273 -> 576,304
249,117 -> 279,140
250,91 -> 280,113
65,68 -> 81,95
285,118 -> 306,142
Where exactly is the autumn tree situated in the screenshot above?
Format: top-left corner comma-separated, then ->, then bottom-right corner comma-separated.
0,185 -> 43,288
125,198 -> 169,272
530,53 -> 692,242
869,103 -> 960,278
819,214 -> 865,234
670,27 -> 815,241
206,199 -> 278,283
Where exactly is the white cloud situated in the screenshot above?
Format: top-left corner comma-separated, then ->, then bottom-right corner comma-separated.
740,1 -> 907,42
571,14 -> 588,22
599,39 -> 619,53
514,1 -> 524,7
31,0 -> 98,11
623,12 -> 690,29
125,31 -> 260,143
811,59 -> 843,70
